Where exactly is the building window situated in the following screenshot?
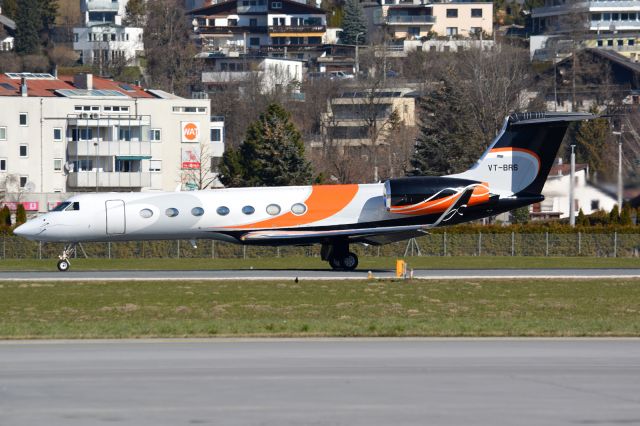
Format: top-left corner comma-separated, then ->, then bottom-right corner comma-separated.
446,27 -> 458,36
19,113 -> 27,126
71,128 -> 93,141
119,128 -> 131,141
53,128 -> 62,141
271,1 -> 282,8
150,129 -> 161,141
250,18 -> 257,26
471,8 -> 482,18
149,160 -> 162,172
597,39 -> 603,47
0,158 -> 6,171
446,8 -> 458,18
0,127 -> 6,140
250,37 -> 260,46
19,176 -> 27,188
607,39 -> 613,46
591,200 -> 600,210
630,39 -> 636,46
115,159 -> 139,172
19,144 -> 28,157
618,39 -> 624,46
210,128 -> 222,142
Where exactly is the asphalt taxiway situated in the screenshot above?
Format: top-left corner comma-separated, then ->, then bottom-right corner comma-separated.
2,339 -> 640,426
0,268 -> 639,280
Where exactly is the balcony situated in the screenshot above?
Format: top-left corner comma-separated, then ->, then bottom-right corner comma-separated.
85,0 -> 120,12
197,26 -> 268,35
67,172 -> 152,188
67,115 -> 151,127
386,15 -> 436,24
269,25 -> 326,34
67,141 -> 153,157
591,20 -> 640,31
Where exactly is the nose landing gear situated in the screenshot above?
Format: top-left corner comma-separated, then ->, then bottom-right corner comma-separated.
321,241 -> 359,271
57,244 -> 76,272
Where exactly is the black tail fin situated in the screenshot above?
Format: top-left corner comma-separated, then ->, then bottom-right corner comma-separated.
451,112 -> 594,196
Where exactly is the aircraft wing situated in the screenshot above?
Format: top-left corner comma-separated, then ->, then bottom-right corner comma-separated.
239,224 -> 430,245
239,186 -> 477,245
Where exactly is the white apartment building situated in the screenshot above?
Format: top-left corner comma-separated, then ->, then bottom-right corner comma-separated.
0,72 -> 224,213
531,0 -> 640,61
364,0 -> 493,43
73,0 -> 143,65
0,10 -> 15,52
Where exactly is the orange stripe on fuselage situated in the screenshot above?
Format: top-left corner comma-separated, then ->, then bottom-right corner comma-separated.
467,183 -> 490,206
226,184 -> 359,229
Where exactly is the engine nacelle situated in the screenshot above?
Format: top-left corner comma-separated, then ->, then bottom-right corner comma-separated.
383,176 -> 489,214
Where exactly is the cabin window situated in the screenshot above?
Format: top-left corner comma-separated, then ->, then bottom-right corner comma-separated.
291,203 -> 307,215
266,204 -> 281,216
191,207 -> 205,216
166,208 -> 179,217
242,205 -> 255,215
140,208 -> 153,218
217,206 -> 230,216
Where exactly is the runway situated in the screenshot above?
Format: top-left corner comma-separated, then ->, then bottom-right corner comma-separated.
1,339 -> 640,426
0,268 -> 639,280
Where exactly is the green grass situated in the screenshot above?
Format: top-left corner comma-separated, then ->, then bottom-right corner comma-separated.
2,278 -> 640,339
0,256 -> 639,271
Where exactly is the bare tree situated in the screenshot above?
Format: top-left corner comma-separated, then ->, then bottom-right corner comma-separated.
179,143 -> 220,190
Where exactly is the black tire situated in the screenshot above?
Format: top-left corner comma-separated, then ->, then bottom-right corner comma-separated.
342,252 -> 358,271
57,259 -> 70,272
328,256 -> 343,270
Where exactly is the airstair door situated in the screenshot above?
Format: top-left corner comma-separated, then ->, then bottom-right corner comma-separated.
105,200 -> 126,235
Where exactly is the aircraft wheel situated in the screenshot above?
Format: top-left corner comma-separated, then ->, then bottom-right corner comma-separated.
57,259 -> 70,272
342,252 -> 358,271
328,256 -> 343,270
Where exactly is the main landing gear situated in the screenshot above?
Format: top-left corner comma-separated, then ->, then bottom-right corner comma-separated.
321,241 -> 358,271
57,244 -> 76,272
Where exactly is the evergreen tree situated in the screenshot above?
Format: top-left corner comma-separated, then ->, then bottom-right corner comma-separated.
220,103 -> 313,187
577,208 -> 589,226
124,0 -> 146,27
609,204 -> 620,224
340,0 -> 367,45
0,206 -> 11,227
620,205 -> 633,226
574,106 -> 609,178
510,206 -> 530,224
15,204 -> 26,225
14,0 -> 41,55
1,0 -> 18,19
410,82 -> 483,176
37,0 -> 58,47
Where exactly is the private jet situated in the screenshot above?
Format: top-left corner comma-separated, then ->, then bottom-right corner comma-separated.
14,112 -> 593,271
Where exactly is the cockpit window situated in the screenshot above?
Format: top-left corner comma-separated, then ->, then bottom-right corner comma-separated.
52,202 -> 70,212
51,202 -> 80,212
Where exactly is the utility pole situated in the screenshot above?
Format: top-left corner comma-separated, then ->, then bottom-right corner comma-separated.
355,31 -> 364,76
616,127 -> 623,209
569,145 -> 576,226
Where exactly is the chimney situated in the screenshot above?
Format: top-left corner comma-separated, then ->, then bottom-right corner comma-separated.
74,73 -> 93,90
20,78 -> 27,97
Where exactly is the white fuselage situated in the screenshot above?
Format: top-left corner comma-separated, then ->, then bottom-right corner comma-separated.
16,184 -> 398,243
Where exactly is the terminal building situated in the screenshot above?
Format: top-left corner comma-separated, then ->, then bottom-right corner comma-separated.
0,72 -> 224,213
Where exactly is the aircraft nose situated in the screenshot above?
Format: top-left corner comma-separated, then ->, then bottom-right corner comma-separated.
14,220 -> 44,240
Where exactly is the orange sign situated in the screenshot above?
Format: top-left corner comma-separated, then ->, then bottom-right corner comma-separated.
181,122 -> 200,142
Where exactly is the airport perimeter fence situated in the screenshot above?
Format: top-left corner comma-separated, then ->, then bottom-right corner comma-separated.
1,231 -> 640,260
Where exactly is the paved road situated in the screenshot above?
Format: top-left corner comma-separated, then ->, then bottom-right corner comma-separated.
0,268 -> 639,281
1,339 -> 640,426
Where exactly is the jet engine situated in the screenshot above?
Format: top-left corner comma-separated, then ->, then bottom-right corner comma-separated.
383,176 -> 489,214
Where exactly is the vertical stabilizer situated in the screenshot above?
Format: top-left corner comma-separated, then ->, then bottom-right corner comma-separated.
451,112 -> 594,196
